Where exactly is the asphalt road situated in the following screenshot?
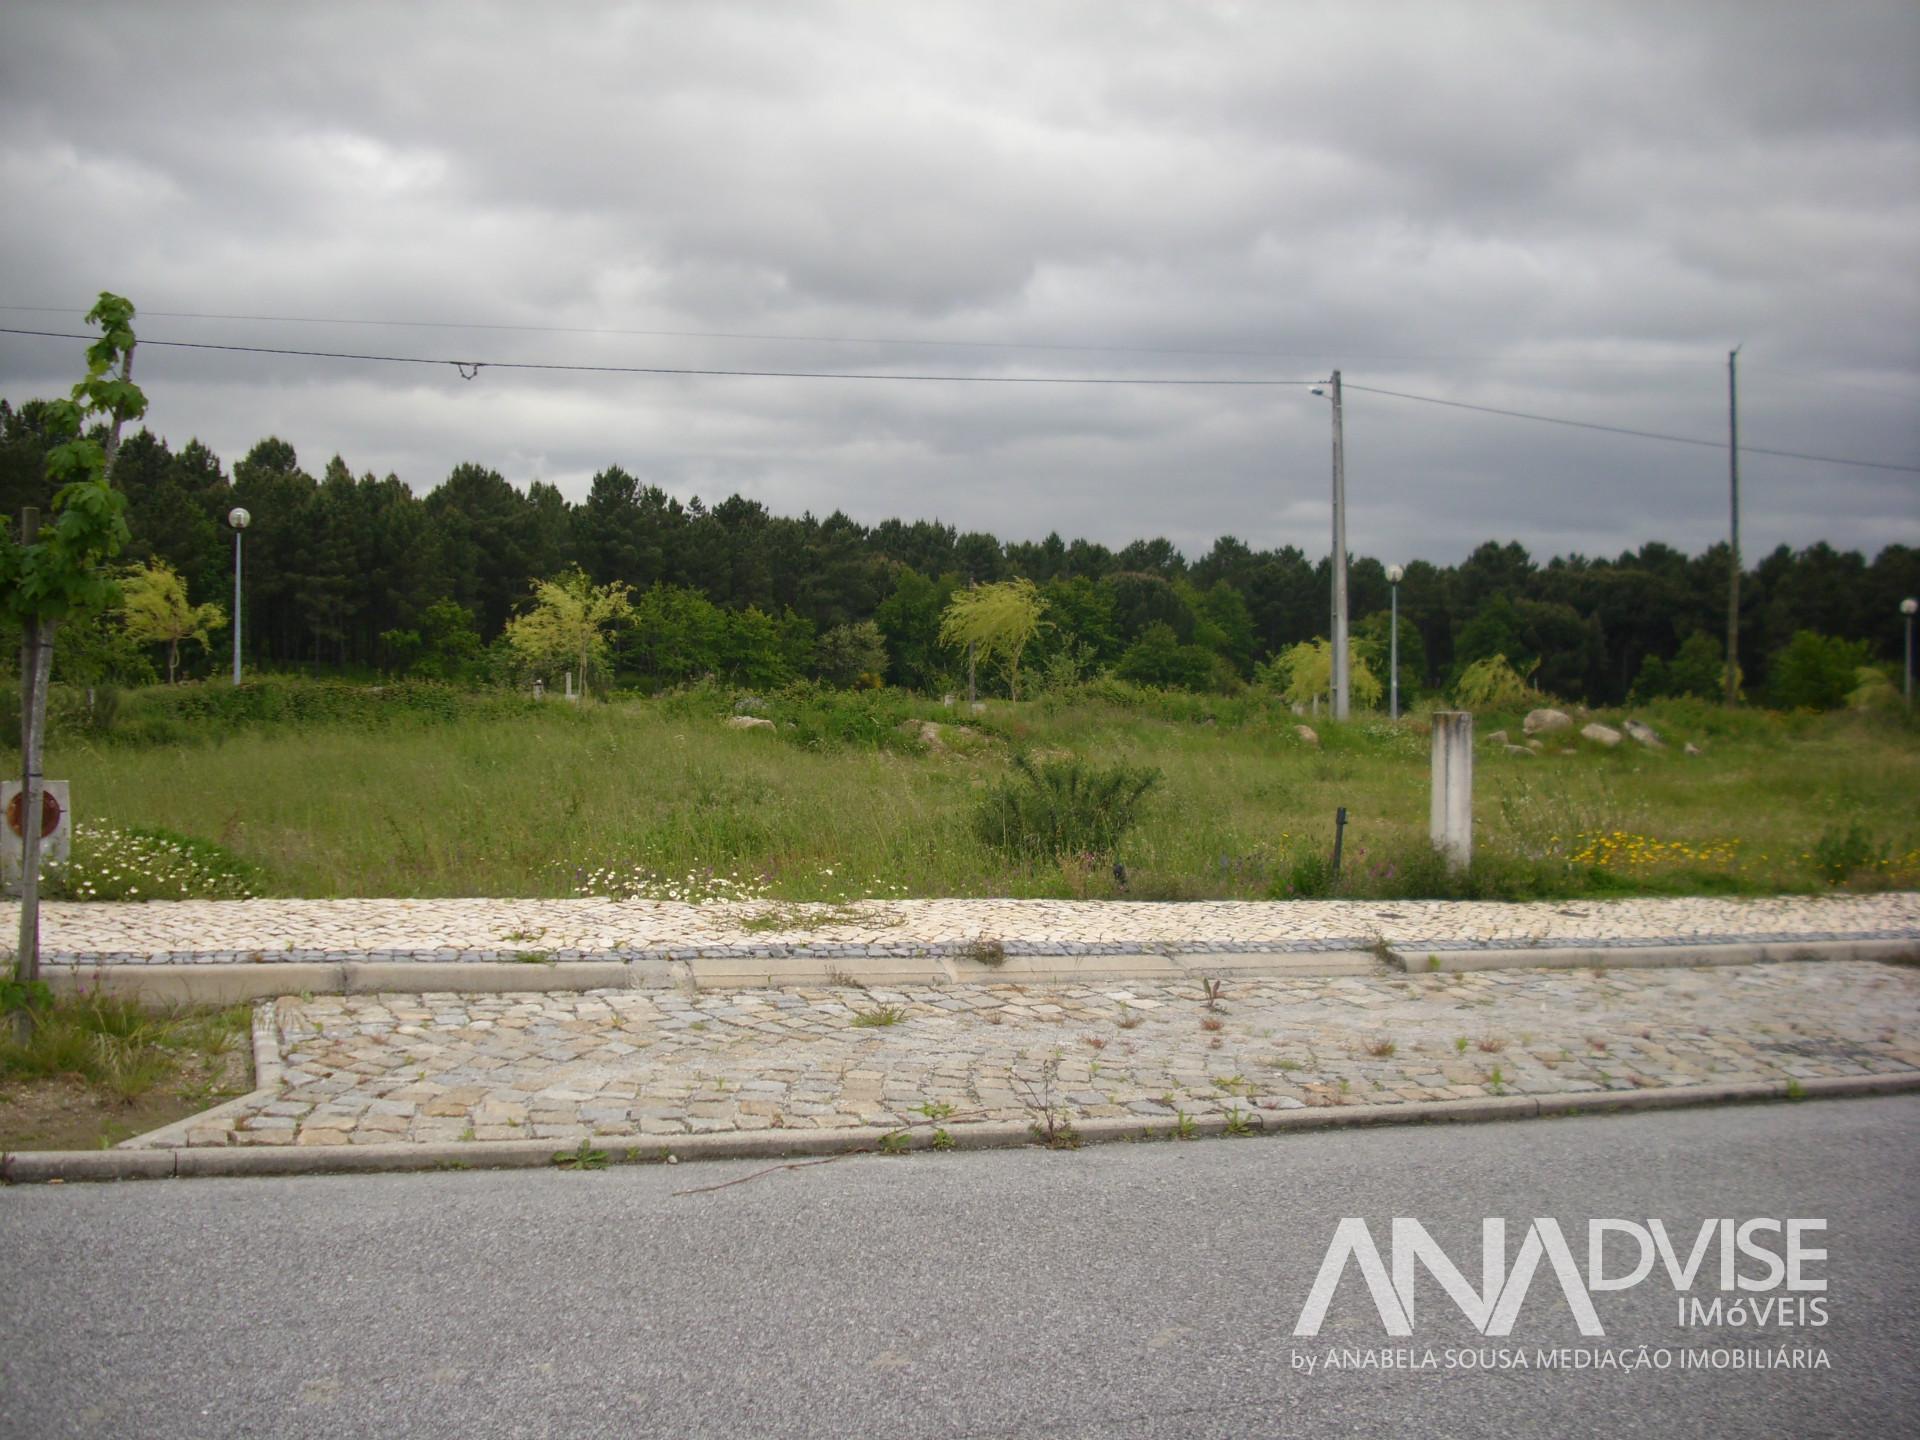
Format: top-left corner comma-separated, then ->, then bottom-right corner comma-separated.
3,1098 -> 1916,1440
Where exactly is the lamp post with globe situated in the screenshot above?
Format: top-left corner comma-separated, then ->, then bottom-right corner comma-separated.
228,507 -> 250,685
1903,597 -> 1917,710
1387,564 -> 1405,719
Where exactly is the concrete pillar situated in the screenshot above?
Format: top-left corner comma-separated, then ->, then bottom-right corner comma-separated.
1430,711 -> 1473,873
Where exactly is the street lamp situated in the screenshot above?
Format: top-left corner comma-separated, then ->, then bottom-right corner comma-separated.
1903,597 -> 1918,709
228,507 -> 250,685
1309,372 -> 1349,720
1386,564 -> 1405,720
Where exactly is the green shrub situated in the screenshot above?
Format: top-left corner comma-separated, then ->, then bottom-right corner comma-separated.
1452,655 -> 1537,710
765,682 -> 925,754
973,753 -> 1161,861
81,676 -> 543,746
1769,632 -> 1871,711
1810,823 -> 1887,886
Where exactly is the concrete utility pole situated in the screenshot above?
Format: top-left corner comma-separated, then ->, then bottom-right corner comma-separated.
1329,370 -> 1349,720
1725,347 -> 1741,706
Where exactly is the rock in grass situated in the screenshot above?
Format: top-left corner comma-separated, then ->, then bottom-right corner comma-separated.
1579,722 -> 1622,747
1623,718 -> 1665,749
1294,724 -> 1319,746
1523,708 -> 1572,736
725,715 -> 775,731
1505,744 -> 1534,757
1484,729 -> 1510,746
1684,741 -> 1704,756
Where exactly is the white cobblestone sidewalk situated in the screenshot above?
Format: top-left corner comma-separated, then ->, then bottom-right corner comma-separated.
136,960 -> 1920,1150
7,892 -> 1918,965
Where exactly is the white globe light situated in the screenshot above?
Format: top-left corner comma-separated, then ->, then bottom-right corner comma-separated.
1903,597 -> 1918,616
1386,564 -> 1405,583
228,507 -> 251,530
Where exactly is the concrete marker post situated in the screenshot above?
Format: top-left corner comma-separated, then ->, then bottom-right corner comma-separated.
1430,710 -> 1473,873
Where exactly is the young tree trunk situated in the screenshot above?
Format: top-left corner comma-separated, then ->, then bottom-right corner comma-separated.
16,616 -> 55,1035
167,637 -> 179,684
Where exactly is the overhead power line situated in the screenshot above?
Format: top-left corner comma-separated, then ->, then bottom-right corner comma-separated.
0,302 -> 1741,370
1344,382 -> 1920,475
3,324 -> 1916,474
0,327 -> 1313,387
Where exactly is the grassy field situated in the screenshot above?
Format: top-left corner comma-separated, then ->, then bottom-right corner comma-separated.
17,682 -> 1919,902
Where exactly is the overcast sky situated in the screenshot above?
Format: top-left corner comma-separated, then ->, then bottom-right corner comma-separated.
2,0 -> 1916,568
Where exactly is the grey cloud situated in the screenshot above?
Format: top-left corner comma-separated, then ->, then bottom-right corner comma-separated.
0,0 -> 1914,571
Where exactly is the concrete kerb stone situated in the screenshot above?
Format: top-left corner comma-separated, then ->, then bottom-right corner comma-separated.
1388,937 -> 1920,974
342,960 -> 643,993
9,1071 -> 1916,1186
688,954 -> 949,989
43,963 -> 346,1005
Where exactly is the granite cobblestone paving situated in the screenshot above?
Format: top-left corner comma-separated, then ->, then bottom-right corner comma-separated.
9,892 -> 1918,965
140,959 -> 1920,1150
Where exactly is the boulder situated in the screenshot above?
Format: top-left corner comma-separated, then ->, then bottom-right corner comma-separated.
1622,718 -> 1665,750
1294,724 -> 1320,746
1526,739 -> 1544,753
1523,708 -> 1573,736
1579,722 -> 1622,748
725,715 -> 775,732
1684,741 -> 1704,757
1484,729 -> 1509,746
1504,744 -> 1534,757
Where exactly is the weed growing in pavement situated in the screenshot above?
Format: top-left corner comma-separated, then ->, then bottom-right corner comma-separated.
1014,1055 -> 1082,1150
1174,1112 -> 1198,1140
552,1140 -> 608,1170
1198,978 -> 1227,1010
1115,1011 -> 1143,1030
1223,1108 -> 1257,1137
966,936 -> 1008,967
851,1005 -> 907,1028
929,1128 -> 955,1151
913,1100 -> 955,1121
1476,1035 -> 1507,1053
1454,1036 -> 1470,1055
878,1130 -> 912,1155
1366,1038 -> 1397,1058
1200,1016 -> 1225,1033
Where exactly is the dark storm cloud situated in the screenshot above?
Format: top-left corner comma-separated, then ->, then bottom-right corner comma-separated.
1,0 -> 1914,568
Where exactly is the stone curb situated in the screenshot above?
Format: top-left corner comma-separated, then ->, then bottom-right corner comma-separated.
1388,937 -> 1920,973
39,935 -> 1917,1003
7,1071 -> 1915,1186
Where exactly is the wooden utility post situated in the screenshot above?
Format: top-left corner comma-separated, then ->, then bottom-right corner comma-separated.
1725,347 -> 1741,705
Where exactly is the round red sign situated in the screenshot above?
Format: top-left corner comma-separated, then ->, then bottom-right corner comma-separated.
6,788 -> 62,840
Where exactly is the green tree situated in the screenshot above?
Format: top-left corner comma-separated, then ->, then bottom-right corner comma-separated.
1,293 -> 141,998
1259,637 -> 1383,710
939,578 -> 1047,701
120,559 -> 225,683
502,569 -> 632,696
1769,631 -> 1869,711
815,620 -> 888,688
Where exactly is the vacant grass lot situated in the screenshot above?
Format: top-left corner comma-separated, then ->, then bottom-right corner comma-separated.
21,687 -> 1920,902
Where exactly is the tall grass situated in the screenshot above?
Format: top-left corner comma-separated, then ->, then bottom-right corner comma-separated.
14,689 -> 1919,900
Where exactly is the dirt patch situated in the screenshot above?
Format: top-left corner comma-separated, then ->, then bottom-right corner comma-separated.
0,1044 -> 250,1152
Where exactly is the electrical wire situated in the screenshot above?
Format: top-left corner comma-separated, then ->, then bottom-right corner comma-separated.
1344,382 -> 1920,475
0,327 -> 1313,386
0,302 -> 1739,369
3,323 -> 1915,473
